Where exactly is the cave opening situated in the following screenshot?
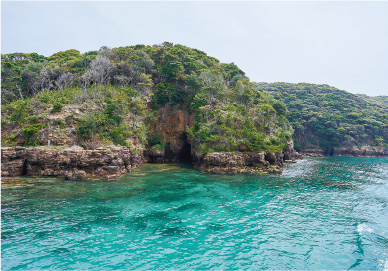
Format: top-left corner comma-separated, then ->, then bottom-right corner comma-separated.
323,146 -> 335,156
21,159 -> 28,176
178,133 -> 193,163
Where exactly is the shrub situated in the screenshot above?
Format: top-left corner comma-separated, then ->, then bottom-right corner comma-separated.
1,118 -> 9,126
102,125 -> 131,146
77,112 -> 107,140
51,102 -> 63,113
151,143 -> 167,151
53,119 -> 66,129
8,100 -> 30,123
39,94 -> 50,104
148,133 -> 164,147
2,135 -> 17,147
23,123 -> 43,146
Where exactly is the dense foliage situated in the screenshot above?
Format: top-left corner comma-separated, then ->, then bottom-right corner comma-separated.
2,43 -> 291,154
187,82 -> 292,154
256,82 -> 388,153
1,85 -> 147,149
358,94 -> 388,107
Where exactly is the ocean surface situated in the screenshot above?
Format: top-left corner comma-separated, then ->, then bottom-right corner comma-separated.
2,157 -> 388,270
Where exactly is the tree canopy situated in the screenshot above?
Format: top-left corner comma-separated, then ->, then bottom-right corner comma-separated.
256,82 -> 388,153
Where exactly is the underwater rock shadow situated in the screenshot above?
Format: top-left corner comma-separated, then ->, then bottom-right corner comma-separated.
77,205 -> 123,226
123,210 -> 181,232
173,202 -> 207,213
154,224 -> 191,237
124,215 -> 148,231
206,222 -> 225,231
66,221 -> 92,234
52,247 -> 73,256
94,188 -> 147,202
149,192 -> 189,203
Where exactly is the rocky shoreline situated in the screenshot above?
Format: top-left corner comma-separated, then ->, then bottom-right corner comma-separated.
4,140 -> 387,181
193,151 -> 284,174
299,148 -> 387,158
2,142 -> 386,180
1,146 -> 143,180
1,139 -> 303,179
193,140 -> 303,174
332,149 -> 388,158
299,150 -> 325,158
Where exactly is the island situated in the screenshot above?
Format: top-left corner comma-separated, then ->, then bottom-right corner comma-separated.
1,43 -> 387,179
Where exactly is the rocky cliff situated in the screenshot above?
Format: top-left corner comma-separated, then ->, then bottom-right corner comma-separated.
1,146 -> 143,180
146,105 -> 194,163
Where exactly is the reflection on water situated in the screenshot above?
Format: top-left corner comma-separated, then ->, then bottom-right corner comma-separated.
2,157 -> 388,270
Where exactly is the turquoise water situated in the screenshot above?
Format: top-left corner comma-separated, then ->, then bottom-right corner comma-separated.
2,157 -> 388,270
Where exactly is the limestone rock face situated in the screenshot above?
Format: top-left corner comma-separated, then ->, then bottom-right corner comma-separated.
299,149 -> 325,157
1,147 -> 28,176
146,148 -> 166,163
38,128 -> 75,146
151,106 -> 194,163
193,139 -> 303,174
283,139 -> 303,161
1,146 -> 143,180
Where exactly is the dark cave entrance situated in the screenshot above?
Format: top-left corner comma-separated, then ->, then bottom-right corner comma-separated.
21,159 -> 28,176
323,146 -> 335,156
178,133 -> 193,163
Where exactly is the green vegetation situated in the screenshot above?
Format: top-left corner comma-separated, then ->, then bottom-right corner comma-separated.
147,132 -> 167,151
188,89 -> 292,154
2,45 -> 387,156
23,123 -> 43,146
2,45 -> 386,156
257,82 -> 388,153
358,94 -> 388,107
1,85 -> 147,148
2,43 -> 292,154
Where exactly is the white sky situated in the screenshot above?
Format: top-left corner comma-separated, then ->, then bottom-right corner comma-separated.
2,1 -> 388,96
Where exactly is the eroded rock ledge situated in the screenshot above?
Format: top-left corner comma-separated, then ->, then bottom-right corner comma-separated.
1,146 -> 143,180
193,140 -> 303,174
299,147 -> 387,158
193,152 -> 282,174
333,148 -> 387,157
1,140 -> 303,179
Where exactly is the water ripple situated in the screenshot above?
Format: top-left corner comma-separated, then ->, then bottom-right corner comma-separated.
2,158 -> 388,270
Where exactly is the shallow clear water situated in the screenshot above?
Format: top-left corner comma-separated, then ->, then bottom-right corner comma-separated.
2,157 -> 388,270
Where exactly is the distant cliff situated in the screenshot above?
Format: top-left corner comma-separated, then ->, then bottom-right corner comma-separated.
257,82 -> 388,157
